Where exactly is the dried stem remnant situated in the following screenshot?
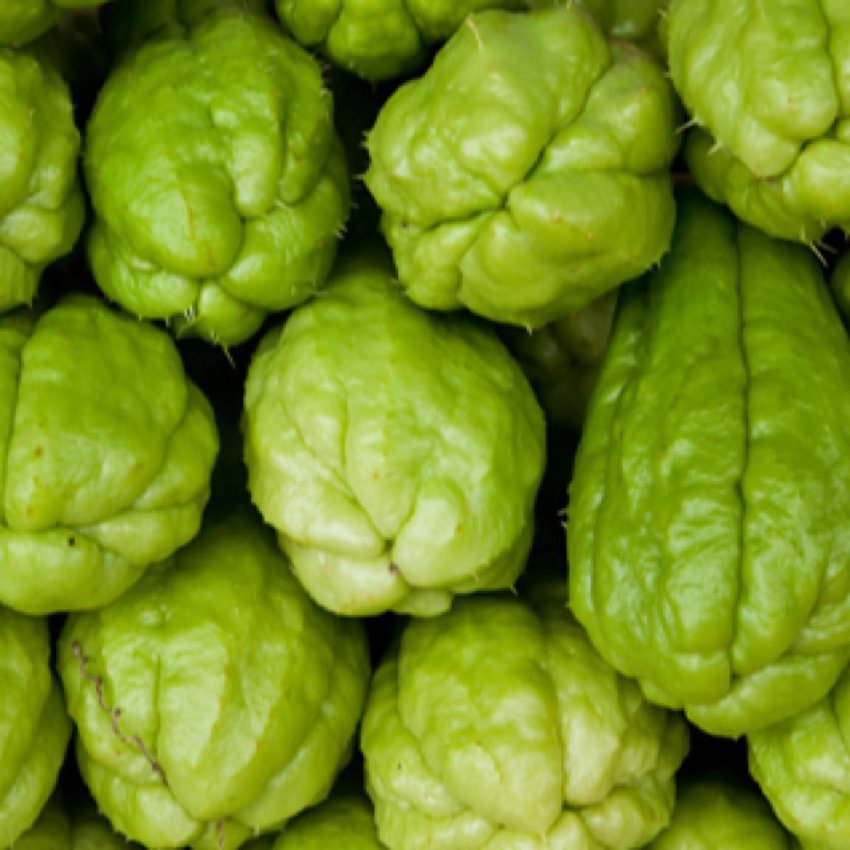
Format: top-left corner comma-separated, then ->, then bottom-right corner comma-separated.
72,640 -> 168,786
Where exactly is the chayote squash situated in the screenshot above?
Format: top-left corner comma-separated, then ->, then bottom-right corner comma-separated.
10,796 -> 139,850
569,190 -> 850,738
273,797 -> 384,850
647,776 -> 796,850
0,296 -> 218,615
572,0 -> 665,55
361,585 -> 688,850
274,0 -> 527,82
503,291 -> 618,430
243,251 -> 546,618
58,510 -> 370,850
365,6 -> 680,329
0,609 -> 71,847
668,0 -> 850,244
749,663 -> 850,850
0,46 -> 84,312
103,0 -> 267,54
0,1 -> 107,47
85,7 -> 350,346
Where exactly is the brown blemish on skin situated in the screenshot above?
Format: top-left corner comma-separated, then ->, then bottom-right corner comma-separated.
72,640 -> 168,786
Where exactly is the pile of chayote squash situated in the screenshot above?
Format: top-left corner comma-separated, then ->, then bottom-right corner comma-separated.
3,0 -> 850,848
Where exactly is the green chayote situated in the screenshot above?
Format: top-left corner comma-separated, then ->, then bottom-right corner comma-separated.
103,0 -> 267,55
361,587 -> 689,850
668,0 -> 850,244
274,0 -> 525,81
504,291 -> 617,430
275,0 -> 669,81
274,797 -> 383,850
573,0 -> 664,55
365,6 -> 679,329
243,252 -> 546,617
0,1 -> 106,47
0,296 -> 218,615
58,510 -> 370,850
10,797 -> 137,850
85,8 -> 350,347
648,777 -> 796,850
0,47 -> 84,312
0,609 -> 71,847
750,664 -> 850,850
569,190 -> 850,738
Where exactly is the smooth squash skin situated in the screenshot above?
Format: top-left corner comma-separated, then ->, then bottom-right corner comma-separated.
0,610 -> 71,848
361,586 -> 688,850
243,251 -> 546,618
668,0 -> 850,244
85,7 -> 350,347
569,190 -> 850,739
364,6 -> 680,329
0,296 -> 218,615
58,511 -> 371,850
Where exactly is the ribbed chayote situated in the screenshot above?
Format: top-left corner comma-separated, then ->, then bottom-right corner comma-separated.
59,511 -> 370,850
648,777 -> 796,850
669,0 -> 850,243
243,252 -> 546,617
0,609 -> 71,847
569,191 -> 850,737
0,1 -> 107,47
0,296 -> 218,615
85,8 -> 350,346
0,47 -> 84,312
365,6 -> 679,328
361,588 -> 688,849
274,797 -> 384,850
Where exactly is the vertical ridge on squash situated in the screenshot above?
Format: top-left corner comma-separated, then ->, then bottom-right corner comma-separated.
568,190 -> 850,738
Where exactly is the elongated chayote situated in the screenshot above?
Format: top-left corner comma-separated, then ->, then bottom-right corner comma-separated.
569,191 -> 850,738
